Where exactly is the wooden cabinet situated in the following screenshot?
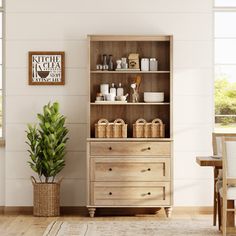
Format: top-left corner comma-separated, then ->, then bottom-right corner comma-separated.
87,35 -> 173,218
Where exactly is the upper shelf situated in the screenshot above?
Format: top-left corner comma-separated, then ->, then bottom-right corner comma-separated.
91,70 -> 170,74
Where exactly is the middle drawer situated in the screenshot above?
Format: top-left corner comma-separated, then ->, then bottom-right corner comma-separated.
90,157 -> 170,182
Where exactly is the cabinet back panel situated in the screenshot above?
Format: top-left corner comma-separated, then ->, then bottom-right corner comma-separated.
90,73 -> 170,103
90,105 -> 170,138
90,41 -> 170,71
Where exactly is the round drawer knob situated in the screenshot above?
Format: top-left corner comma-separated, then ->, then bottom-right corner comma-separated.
109,147 -> 112,150
109,168 -> 112,171
148,192 -> 151,195
109,192 -> 112,195
148,147 -> 151,150
147,168 -> 151,171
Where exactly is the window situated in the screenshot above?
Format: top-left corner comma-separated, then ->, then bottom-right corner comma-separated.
0,1 -> 3,137
214,2 -> 236,131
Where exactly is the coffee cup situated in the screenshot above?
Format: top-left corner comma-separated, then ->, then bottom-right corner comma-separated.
106,93 -> 116,101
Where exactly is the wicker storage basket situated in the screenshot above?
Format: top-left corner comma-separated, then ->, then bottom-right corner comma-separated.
112,119 -> 127,138
31,176 -> 61,217
95,118 -> 127,138
133,118 -> 165,138
95,119 -> 111,138
145,118 -> 165,138
133,118 -> 147,138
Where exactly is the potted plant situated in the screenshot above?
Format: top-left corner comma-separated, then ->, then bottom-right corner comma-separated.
26,102 -> 68,216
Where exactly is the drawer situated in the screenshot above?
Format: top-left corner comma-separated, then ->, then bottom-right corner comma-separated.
90,142 -> 171,156
91,158 -> 170,181
91,182 -> 171,206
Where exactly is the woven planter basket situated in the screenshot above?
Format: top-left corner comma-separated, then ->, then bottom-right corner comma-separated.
31,176 -> 61,217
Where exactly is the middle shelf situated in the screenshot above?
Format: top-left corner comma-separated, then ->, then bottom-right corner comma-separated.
90,102 -> 170,106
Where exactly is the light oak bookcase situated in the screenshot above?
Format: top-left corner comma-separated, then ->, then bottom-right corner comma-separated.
87,35 -> 173,217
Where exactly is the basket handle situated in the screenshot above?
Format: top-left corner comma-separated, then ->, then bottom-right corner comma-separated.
31,176 -> 37,184
97,118 -> 109,125
152,118 -> 163,125
114,118 -> 125,125
135,118 -> 147,124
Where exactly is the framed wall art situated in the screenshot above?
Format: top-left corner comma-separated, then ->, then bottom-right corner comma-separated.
28,51 -> 65,85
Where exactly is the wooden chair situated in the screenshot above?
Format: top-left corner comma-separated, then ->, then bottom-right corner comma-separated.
220,137 -> 236,235
212,133 -> 236,229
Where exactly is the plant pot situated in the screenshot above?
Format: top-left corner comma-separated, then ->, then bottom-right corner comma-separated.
31,176 -> 61,217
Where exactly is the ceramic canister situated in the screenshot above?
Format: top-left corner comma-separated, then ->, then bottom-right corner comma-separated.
141,58 -> 149,71
100,84 -> 109,95
150,58 -> 158,71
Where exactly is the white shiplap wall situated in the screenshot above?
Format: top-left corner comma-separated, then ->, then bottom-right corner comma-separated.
3,0 -> 213,206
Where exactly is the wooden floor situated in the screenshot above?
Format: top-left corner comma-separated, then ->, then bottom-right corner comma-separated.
0,209 -> 213,236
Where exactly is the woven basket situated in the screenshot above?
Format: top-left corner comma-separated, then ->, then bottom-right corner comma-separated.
145,118 -> 165,138
95,119 -> 111,138
133,118 -> 147,138
95,118 -> 127,138
133,118 -> 165,138
31,176 -> 61,217
113,119 -> 127,138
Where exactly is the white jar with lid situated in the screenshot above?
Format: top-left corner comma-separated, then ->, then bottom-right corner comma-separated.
141,58 -> 149,71
150,58 -> 158,71
100,84 -> 109,96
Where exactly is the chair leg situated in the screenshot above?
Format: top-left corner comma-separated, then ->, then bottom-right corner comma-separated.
217,193 -> 221,231
227,200 -> 235,228
222,197 -> 227,236
213,168 -> 218,226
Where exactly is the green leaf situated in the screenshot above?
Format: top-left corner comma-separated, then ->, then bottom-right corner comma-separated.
26,101 -> 68,181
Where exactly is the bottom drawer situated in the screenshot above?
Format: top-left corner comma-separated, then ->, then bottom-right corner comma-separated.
91,182 -> 171,206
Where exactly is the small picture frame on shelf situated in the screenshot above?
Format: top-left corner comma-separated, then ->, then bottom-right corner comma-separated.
28,51 -> 65,85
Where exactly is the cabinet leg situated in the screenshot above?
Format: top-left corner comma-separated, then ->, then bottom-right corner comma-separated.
88,208 -> 96,218
164,207 -> 172,218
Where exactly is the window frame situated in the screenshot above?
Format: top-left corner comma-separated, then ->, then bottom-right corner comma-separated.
0,1 -> 4,139
213,2 -> 236,130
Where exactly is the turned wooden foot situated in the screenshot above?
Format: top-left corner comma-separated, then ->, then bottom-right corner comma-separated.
88,208 -> 96,218
164,207 -> 172,218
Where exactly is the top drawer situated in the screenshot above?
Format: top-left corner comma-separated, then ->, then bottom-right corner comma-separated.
90,142 -> 171,156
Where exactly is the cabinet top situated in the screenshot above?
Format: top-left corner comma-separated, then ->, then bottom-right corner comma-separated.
88,35 -> 173,42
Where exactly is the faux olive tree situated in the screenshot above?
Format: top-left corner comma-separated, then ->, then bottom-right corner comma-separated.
26,102 -> 69,183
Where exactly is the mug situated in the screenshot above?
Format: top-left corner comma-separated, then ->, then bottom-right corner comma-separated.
106,93 -> 116,101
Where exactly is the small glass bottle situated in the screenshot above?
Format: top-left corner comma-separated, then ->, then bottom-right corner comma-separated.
108,55 -> 114,71
102,54 -> 108,71
110,83 -> 116,96
117,83 -> 124,96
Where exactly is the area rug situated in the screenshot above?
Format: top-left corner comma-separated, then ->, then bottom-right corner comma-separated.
43,219 -> 222,236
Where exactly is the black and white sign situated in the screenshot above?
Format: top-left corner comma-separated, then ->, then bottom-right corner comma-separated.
29,52 -> 65,85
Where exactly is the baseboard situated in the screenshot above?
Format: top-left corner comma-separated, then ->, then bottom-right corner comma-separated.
0,206 -> 4,214
1,206 -> 213,215
4,206 -> 33,215
2,206 -> 88,215
173,207 -> 213,214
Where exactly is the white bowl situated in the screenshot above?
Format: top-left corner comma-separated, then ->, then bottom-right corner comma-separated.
144,92 -> 164,103
116,95 -> 127,101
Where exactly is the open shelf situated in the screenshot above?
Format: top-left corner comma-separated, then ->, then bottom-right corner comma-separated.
90,102 -> 170,105
89,35 -> 172,139
91,70 -> 170,74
